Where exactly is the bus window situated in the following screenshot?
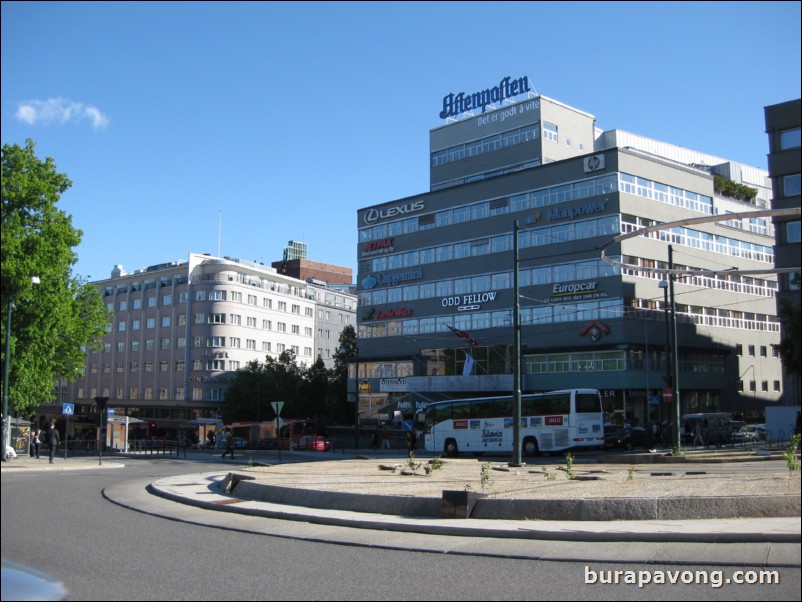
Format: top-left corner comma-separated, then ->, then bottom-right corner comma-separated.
575,392 -> 602,413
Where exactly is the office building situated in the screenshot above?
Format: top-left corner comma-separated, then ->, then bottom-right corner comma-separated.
355,79 -> 783,426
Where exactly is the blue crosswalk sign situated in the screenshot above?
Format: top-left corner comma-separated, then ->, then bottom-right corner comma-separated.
62,403 -> 75,415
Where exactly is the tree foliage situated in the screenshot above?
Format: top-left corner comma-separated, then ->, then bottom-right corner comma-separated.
223,325 -> 357,427
1,139 -> 109,416
776,273 -> 801,378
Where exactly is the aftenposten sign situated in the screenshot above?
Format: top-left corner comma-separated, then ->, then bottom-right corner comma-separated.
440,76 -> 532,120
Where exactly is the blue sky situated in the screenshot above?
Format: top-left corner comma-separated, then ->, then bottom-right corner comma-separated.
2,1 -> 800,283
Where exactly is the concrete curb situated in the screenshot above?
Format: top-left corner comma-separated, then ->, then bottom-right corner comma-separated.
144,473 -> 802,544
229,473 -> 801,521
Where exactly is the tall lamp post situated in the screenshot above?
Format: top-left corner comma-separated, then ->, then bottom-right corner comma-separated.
661,245 -> 681,450
339,343 -> 360,449
2,276 -> 40,461
510,221 -> 523,467
659,279 -> 671,431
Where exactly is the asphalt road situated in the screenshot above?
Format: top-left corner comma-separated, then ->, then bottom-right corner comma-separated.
2,455 -> 800,601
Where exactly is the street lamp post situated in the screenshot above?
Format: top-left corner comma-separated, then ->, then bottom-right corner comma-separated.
510,220 -> 523,467
95,396 -> 109,465
2,276 -> 40,461
659,279 -> 671,431
661,245 -> 682,450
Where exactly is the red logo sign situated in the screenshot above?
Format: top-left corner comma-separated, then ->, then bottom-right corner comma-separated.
544,416 -> 564,426
453,420 -> 468,429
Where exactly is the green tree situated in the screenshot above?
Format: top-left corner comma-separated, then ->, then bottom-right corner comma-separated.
776,273 -> 801,379
2,139 -> 109,416
332,324 -> 357,424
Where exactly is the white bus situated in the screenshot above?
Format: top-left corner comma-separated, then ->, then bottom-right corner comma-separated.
416,389 -> 604,457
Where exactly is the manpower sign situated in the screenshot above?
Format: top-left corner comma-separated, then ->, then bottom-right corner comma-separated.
440,76 -> 532,120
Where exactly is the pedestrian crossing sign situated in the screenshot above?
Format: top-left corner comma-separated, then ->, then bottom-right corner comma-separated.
62,403 -> 75,415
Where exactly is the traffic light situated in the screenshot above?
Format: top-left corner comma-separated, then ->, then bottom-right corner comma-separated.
150,423 -> 157,429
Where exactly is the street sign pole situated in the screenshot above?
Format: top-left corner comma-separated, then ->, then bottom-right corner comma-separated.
272,402 -> 284,464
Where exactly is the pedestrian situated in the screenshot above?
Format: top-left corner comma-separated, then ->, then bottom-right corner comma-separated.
651,422 -> 661,446
221,430 -> 235,459
693,420 -> 705,447
371,430 -> 378,450
32,428 -> 41,459
46,423 -> 60,464
381,429 -> 391,450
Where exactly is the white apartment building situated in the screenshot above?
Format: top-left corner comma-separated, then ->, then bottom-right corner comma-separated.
50,253 -> 355,434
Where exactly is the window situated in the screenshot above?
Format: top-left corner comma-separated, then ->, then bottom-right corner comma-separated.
748,345 -> 755,357
783,174 -> 801,197
229,337 -> 241,348
160,361 -> 169,372
230,314 -> 241,325
779,127 -> 801,150
543,122 -> 558,142
161,316 -> 171,327
209,290 -> 226,301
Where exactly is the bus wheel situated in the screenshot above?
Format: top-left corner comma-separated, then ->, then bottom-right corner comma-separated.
444,439 -> 459,458
523,437 -> 539,457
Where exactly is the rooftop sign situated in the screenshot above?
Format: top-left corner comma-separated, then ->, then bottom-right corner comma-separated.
440,76 -> 532,120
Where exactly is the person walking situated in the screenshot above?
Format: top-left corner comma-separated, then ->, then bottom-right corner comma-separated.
221,430 -> 235,460
46,423 -> 60,464
32,428 -> 41,459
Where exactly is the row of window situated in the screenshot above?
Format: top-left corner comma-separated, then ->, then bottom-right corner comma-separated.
78,386 -> 216,402
620,255 -> 777,298
110,293 -> 315,315
365,212 -> 619,273
357,295 -> 780,341
359,171 -> 721,244
431,122 -> 540,167
738,380 -> 782,393
621,218 -> 774,264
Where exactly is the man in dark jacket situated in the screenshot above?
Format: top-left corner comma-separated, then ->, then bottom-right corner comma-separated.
47,423 -> 60,464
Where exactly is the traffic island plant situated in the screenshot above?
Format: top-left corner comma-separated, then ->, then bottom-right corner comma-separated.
480,462 -> 494,490
784,434 -> 801,472
628,466 -> 635,481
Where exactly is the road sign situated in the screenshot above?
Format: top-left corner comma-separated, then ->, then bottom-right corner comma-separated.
662,388 -> 673,402
271,401 -> 284,416
273,417 -> 283,430
62,403 -> 75,416
107,407 -> 115,416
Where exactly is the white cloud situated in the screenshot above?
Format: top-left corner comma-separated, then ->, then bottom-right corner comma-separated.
15,97 -> 110,130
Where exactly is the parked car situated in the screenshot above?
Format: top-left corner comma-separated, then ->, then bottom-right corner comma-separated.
734,424 -> 769,443
297,435 -> 331,452
603,425 -> 652,450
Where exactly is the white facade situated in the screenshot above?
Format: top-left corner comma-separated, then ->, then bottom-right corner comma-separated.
55,254 -> 355,422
